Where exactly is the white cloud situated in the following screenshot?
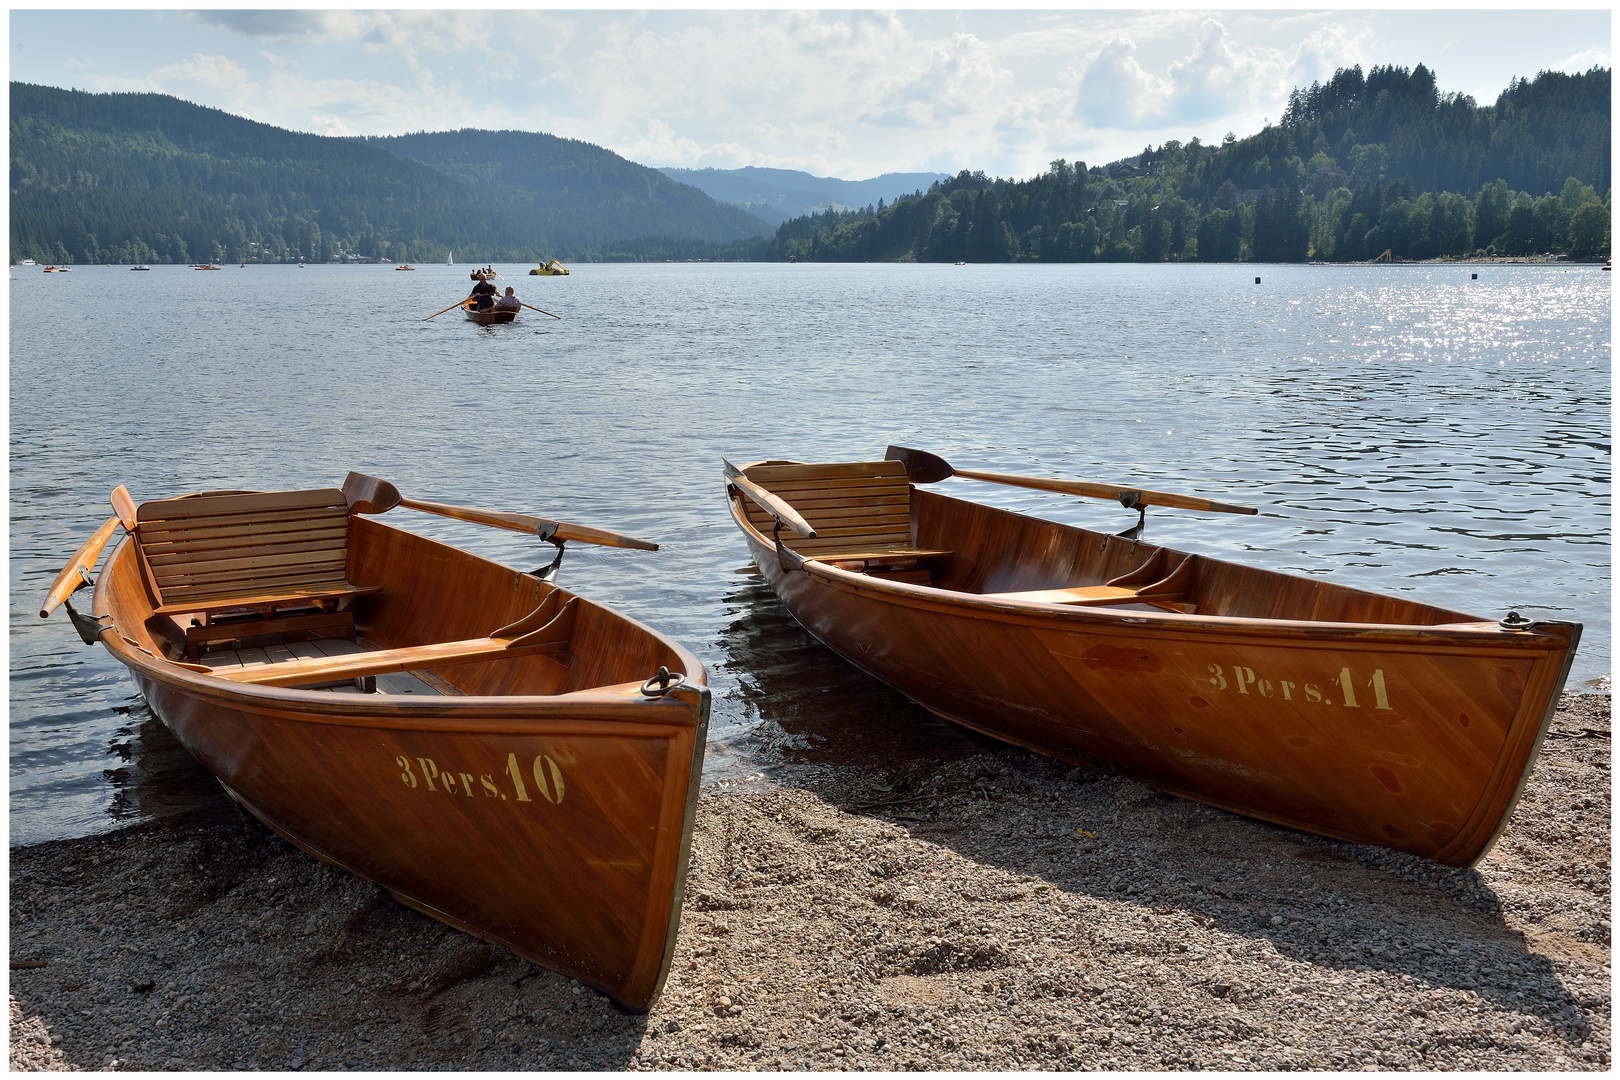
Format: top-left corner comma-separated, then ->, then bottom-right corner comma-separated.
147,53 -> 257,108
16,9 -> 1608,180
1558,46 -> 1612,73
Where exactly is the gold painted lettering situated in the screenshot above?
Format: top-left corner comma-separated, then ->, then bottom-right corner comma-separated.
1207,663 -> 1227,690
546,756 -> 565,804
396,755 -> 417,788
1258,679 -> 1273,699
532,756 -> 555,803
507,753 -> 532,802
1305,683 -> 1322,704
1233,666 -> 1257,695
442,771 -> 458,794
1337,667 -> 1360,708
1280,681 -> 1296,701
416,757 -> 440,792
1369,669 -> 1392,710
459,772 -> 477,797
480,774 -> 500,798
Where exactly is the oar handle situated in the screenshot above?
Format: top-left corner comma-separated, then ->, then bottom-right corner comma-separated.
40,515 -> 121,618
722,459 -> 817,538
953,468 -> 1258,515
398,497 -> 658,551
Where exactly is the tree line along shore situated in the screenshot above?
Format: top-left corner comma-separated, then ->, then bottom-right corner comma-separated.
9,64 -> 1609,267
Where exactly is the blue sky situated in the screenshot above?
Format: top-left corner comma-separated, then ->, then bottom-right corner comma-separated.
9,9 -> 1611,181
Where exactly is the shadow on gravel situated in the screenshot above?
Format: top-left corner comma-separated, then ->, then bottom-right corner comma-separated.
714,579 -> 1602,1041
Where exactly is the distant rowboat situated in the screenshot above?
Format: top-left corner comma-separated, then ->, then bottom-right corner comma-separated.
465,300 -> 519,325
395,264 -> 416,271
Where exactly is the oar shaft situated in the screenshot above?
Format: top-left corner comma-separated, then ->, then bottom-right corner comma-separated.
424,299 -> 468,320
40,515 -> 121,617
728,474 -> 817,538
952,468 -> 1258,515
398,497 -> 658,550
520,303 -> 563,319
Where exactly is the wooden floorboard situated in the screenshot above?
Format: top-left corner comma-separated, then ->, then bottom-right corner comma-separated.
198,637 -> 446,696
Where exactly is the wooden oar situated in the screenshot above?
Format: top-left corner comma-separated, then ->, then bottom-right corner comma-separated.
424,299 -> 472,321
520,303 -> 562,319
342,472 -> 657,550
39,514 -> 121,618
885,446 -> 1258,515
721,456 -> 816,538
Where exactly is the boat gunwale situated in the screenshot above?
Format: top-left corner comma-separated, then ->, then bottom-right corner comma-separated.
726,482 -> 1571,651
93,522 -> 708,723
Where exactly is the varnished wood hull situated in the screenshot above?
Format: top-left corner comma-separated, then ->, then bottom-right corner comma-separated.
465,304 -> 518,324
729,472 -> 1579,867
91,515 -> 707,1012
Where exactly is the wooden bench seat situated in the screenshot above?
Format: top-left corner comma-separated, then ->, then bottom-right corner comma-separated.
132,487 -> 381,654
740,460 -> 952,572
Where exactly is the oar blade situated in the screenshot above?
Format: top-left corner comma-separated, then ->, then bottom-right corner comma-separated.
110,485 -> 137,531
343,472 -> 403,515
885,445 -> 955,484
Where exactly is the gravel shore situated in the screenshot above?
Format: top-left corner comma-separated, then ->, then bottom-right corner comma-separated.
10,694 -> 1610,1071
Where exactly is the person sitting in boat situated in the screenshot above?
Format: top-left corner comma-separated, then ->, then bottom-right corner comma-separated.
468,272 -> 498,310
495,287 -> 521,311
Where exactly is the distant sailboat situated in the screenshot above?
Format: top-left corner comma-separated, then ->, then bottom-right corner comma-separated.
447,251 -> 454,266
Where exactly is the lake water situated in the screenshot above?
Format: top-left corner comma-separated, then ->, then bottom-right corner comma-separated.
9,261 -> 1610,846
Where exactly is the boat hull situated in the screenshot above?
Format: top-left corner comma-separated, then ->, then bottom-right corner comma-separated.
465,305 -> 518,325
731,484 -> 1578,867
92,517 -> 707,1011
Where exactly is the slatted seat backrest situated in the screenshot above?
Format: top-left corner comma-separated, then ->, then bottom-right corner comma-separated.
743,461 -> 916,556
135,488 -> 355,612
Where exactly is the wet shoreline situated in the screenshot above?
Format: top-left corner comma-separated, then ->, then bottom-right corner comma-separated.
10,694 -> 1611,1071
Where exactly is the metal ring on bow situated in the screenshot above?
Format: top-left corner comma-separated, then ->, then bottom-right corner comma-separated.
1499,611 -> 1540,632
640,666 -> 687,697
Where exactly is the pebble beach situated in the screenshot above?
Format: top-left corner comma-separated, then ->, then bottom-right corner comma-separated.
9,693 -> 1610,1071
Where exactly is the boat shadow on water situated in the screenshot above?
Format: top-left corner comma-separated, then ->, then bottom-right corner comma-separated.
709,576 -> 1601,1034
710,577 -> 1002,772
102,698 -> 238,829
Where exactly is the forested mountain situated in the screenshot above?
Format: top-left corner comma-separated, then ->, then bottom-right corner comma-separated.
762,65 -> 1611,264
9,84 -> 765,264
11,65 -> 1609,266
656,166 -> 949,226
368,130 -> 769,244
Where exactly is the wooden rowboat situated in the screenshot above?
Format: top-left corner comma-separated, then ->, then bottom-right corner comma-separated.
42,474 -> 709,1012
465,300 -> 518,325
724,447 -> 1580,867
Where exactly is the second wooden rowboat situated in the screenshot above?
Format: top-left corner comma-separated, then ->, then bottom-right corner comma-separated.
42,474 -> 708,1012
724,448 -> 1580,868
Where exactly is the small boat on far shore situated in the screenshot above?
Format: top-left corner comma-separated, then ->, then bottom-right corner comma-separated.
131,265 -> 151,271
395,264 -> 416,271
193,263 -> 221,270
